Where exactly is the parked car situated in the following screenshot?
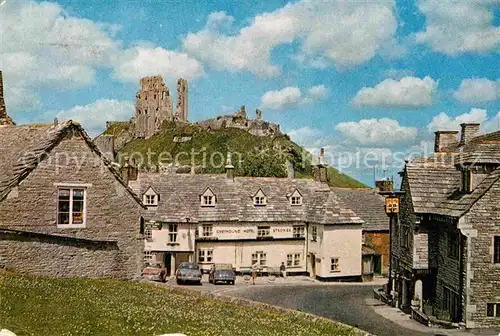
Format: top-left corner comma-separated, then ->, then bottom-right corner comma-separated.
176,262 -> 202,285
209,264 -> 235,285
141,263 -> 166,282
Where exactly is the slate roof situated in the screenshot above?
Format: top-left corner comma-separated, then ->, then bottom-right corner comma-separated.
131,173 -> 364,225
332,188 -> 388,231
405,130 -> 500,218
0,121 -> 145,207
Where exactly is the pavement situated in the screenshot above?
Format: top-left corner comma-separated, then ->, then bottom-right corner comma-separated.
160,275 -> 493,336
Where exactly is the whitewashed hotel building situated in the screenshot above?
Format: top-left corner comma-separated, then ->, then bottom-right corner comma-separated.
130,160 -> 364,281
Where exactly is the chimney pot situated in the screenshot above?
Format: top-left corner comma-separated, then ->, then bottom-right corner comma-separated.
460,123 -> 480,145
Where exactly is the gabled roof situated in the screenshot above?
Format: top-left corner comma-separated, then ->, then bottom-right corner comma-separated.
332,187 -> 388,231
133,173 -> 364,225
404,130 -> 500,218
0,121 -> 145,208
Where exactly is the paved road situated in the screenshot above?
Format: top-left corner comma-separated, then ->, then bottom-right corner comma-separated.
223,285 -> 432,336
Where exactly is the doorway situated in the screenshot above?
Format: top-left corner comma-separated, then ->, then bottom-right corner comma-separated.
164,253 -> 172,276
310,253 -> 316,278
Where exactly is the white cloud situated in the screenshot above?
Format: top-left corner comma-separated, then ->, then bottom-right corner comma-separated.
287,127 -> 325,147
352,76 -> 438,108
260,85 -> 329,110
427,108 -> 500,134
453,78 -> 500,103
382,68 -> 415,80
112,45 -> 204,83
183,1 -> 398,76
427,108 -> 488,132
307,85 -> 329,100
55,99 -> 134,136
0,0 -> 121,110
415,0 -> 500,55
335,118 -> 418,146
0,1 -> 204,112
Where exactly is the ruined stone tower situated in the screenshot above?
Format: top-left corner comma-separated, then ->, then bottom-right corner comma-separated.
134,75 -> 173,139
174,78 -> 188,123
0,71 -> 14,126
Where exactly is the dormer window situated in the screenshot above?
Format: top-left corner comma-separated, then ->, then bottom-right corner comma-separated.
460,168 -> 472,193
143,187 -> 159,206
253,189 -> 267,206
201,187 -> 216,207
288,189 -> 303,206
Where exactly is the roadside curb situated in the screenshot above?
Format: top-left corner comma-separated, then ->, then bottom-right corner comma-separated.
151,282 -> 375,336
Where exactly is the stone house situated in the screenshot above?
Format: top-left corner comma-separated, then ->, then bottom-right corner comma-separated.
333,187 -> 389,279
0,120 -> 146,279
129,157 -> 365,281
390,123 -> 500,329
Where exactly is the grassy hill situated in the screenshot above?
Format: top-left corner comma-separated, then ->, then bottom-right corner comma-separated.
0,271 -> 360,336
105,121 -> 366,188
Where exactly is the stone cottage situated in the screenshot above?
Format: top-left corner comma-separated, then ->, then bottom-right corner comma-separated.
333,187 -> 389,280
0,119 -> 145,279
390,123 -> 500,329
128,153 -> 365,281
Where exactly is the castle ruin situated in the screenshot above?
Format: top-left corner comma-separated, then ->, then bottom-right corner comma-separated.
195,105 -> 281,137
0,71 -> 15,126
134,76 -> 188,139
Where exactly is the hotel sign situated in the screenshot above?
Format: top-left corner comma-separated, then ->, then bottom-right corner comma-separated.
385,197 -> 399,214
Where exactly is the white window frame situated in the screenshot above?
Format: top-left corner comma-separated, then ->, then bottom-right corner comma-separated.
330,258 -> 340,272
293,225 -> 305,238
257,226 -> 270,237
286,253 -> 302,267
202,224 -> 213,237
143,250 -> 154,263
144,194 -> 158,206
168,224 -> 178,243
290,196 -> 302,205
198,248 -> 213,263
252,251 -> 267,267
254,196 -> 267,206
311,226 -> 318,242
57,187 -> 87,229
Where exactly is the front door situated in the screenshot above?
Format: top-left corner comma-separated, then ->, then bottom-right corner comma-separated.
165,253 -> 172,276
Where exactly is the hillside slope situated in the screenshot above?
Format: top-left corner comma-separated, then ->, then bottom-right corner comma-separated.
105,121 -> 366,188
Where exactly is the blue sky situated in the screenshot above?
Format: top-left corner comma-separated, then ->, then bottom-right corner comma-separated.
1,0 -> 499,186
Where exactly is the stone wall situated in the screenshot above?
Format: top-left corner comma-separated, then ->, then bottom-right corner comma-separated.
0,131 -> 144,279
463,179 -> 500,329
195,106 -> 281,137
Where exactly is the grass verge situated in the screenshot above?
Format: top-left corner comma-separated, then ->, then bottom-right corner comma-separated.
0,272 -> 361,336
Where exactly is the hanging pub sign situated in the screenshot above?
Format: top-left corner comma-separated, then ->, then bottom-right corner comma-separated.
385,197 -> 399,214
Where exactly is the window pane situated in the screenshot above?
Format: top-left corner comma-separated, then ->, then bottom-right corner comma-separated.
72,212 -> 84,224
58,200 -> 70,212
73,189 -> 85,199
494,236 -> 500,263
58,212 -> 70,224
59,189 -> 70,198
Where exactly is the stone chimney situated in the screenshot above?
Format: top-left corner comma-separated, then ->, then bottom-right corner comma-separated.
434,130 -> 459,153
460,123 -> 480,145
0,71 -> 6,120
313,148 -> 328,183
286,160 -> 294,179
121,157 -> 138,184
225,152 -> 234,179
375,180 -> 394,193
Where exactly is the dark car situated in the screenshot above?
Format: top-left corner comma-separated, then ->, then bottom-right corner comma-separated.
176,262 -> 202,285
209,264 -> 235,285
